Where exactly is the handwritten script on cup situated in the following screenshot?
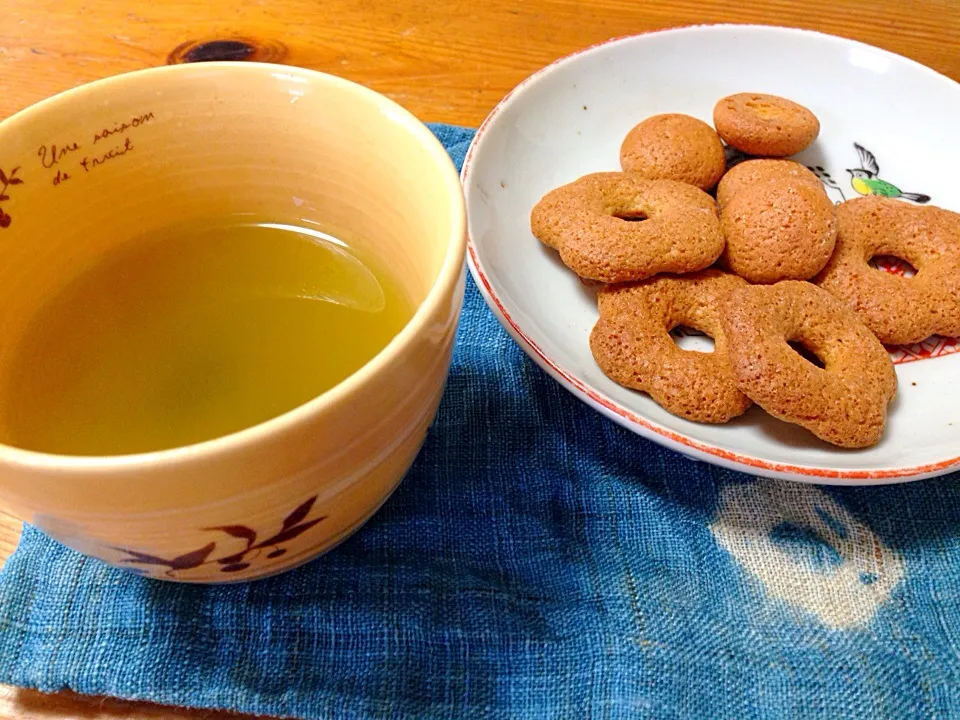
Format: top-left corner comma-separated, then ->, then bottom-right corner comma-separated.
37,112 -> 155,187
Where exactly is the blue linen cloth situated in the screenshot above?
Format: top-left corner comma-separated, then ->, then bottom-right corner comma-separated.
2,124 -> 960,719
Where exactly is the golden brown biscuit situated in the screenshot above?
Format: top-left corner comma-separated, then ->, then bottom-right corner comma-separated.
713,93 -> 820,157
814,196 -> 960,345
719,281 -> 897,448
619,114 -> 726,191
590,270 -> 752,423
716,159 -> 825,210
530,172 -> 724,283
720,178 -> 837,284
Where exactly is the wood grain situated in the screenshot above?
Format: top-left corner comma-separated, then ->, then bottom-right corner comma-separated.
1,0 -> 959,717
3,0 -> 960,128
0,687 -> 266,719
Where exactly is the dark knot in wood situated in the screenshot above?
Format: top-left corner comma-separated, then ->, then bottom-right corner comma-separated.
167,38 -> 287,64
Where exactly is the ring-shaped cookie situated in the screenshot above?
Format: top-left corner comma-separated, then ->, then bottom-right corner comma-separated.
814,196 -> 960,345
720,281 -> 897,448
590,270 -> 752,423
531,172 -> 724,283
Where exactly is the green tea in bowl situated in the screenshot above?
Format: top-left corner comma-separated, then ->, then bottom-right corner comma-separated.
0,217 -> 414,456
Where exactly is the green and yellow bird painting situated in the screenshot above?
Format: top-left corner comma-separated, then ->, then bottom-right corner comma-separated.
847,143 -> 931,203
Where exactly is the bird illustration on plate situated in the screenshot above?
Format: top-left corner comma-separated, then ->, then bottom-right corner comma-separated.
847,143 -> 931,203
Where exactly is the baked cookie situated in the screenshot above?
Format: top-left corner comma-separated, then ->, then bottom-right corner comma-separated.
619,114 -> 726,191
720,178 -> 837,284
716,158 -> 824,210
713,93 -> 820,157
530,172 -> 724,283
590,269 -> 752,423
720,281 -> 897,448
814,196 -> 960,345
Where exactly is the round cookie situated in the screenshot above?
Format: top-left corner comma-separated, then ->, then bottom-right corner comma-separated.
530,172 -> 724,284
716,158 -> 824,209
619,114 -> 726,191
713,93 -> 820,157
719,281 -> 897,448
590,270 -> 752,423
814,196 -> 960,345
720,178 -> 837,284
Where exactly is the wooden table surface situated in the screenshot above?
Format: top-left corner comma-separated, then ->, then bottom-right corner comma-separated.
2,0 -> 959,717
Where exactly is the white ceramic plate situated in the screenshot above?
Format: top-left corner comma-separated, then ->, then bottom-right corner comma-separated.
462,24 -> 960,485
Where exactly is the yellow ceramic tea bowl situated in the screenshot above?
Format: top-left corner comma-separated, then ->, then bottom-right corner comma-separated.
0,62 -> 466,582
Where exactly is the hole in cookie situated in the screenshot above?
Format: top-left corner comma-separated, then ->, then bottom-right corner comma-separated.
670,325 -> 715,354
869,254 -> 917,278
788,340 -> 826,369
613,210 -> 648,222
